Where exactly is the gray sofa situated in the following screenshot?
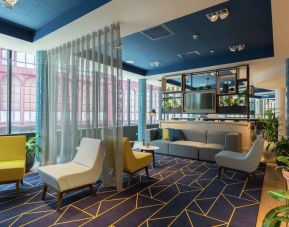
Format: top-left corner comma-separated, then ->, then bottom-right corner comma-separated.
145,129 -> 242,162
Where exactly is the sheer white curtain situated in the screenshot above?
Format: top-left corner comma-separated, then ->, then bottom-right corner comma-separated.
41,23 -> 123,191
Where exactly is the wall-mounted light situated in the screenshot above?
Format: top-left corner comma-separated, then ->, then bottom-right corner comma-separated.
206,8 -> 229,22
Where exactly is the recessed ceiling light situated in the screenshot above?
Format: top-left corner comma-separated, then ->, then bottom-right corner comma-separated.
219,9 -> 229,20
150,61 -> 160,67
210,50 -> 215,53
126,60 -> 134,64
192,34 -> 199,40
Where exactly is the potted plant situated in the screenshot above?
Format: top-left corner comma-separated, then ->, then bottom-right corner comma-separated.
275,137 -> 289,157
258,110 -> 279,161
276,155 -> 289,190
26,135 -> 42,172
262,190 -> 289,226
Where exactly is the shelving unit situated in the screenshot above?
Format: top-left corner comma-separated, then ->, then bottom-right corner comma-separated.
161,65 -> 252,120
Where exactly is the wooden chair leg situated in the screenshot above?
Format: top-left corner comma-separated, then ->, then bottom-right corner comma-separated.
16,180 -> 20,194
145,166 -> 149,178
57,192 -> 64,212
88,184 -> 96,196
218,167 -> 223,179
42,184 -> 48,200
128,174 -> 133,186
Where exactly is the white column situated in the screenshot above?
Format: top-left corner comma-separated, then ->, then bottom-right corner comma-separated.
275,88 -> 285,138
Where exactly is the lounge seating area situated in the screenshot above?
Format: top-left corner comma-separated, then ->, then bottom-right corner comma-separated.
146,128 -> 242,161
0,0 -> 288,226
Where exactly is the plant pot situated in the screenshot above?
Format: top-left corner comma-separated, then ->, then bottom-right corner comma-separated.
262,150 -> 276,163
282,169 -> 289,190
26,153 -> 35,173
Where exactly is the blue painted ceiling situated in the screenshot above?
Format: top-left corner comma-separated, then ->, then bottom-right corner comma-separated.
122,0 -> 274,76
0,0 -> 274,77
0,0 -> 111,41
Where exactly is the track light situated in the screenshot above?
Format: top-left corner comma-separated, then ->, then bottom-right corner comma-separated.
206,12 -> 219,22
219,9 -> 229,20
150,61 -> 160,67
229,44 -> 246,52
206,8 -> 229,22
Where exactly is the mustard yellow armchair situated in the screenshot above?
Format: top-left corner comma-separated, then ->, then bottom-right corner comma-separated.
123,137 -> 152,186
0,135 -> 26,193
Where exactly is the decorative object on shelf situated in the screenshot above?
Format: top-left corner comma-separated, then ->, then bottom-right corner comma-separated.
25,135 -> 42,172
262,190 -> 289,226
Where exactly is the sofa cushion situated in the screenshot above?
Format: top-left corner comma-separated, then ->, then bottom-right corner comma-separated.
169,141 -> 203,159
182,129 -> 207,143
207,131 -> 227,145
171,140 -> 205,147
162,128 -> 170,140
199,143 -> 225,162
150,139 -> 171,155
0,160 -> 25,182
156,128 -> 163,140
168,128 -> 184,141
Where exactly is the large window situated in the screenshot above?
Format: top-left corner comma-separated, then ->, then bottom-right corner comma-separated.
0,48 -> 36,135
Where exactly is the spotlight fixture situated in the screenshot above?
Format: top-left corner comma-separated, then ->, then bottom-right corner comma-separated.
206,8 -> 229,22
219,9 -> 229,20
150,61 -> 160,67
206,12 -> 219,22
126,60 -> 134,64
229,44 -> 246,52
1,0 -> 18,8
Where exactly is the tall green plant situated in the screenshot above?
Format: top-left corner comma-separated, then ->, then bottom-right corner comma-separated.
275,137 -> 289,157
26,135 -> 42,161
258,109 -> 279,143
276,155 -> 289,171
262,190 -> 289,227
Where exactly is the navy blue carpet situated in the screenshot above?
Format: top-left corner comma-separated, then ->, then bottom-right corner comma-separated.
0,154 -> 265,226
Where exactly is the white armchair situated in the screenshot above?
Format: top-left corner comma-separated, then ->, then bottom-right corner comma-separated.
38,138 -> 104,211
215,136 -> 264,183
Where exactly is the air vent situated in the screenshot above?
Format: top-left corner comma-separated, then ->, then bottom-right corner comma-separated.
177,51 -> 201,60
141,24 -> 174,41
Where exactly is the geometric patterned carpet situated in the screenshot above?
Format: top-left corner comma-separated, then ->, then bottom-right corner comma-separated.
0,154 -> 265,227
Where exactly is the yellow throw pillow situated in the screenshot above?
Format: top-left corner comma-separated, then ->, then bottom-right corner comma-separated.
162,128 -> 170,140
